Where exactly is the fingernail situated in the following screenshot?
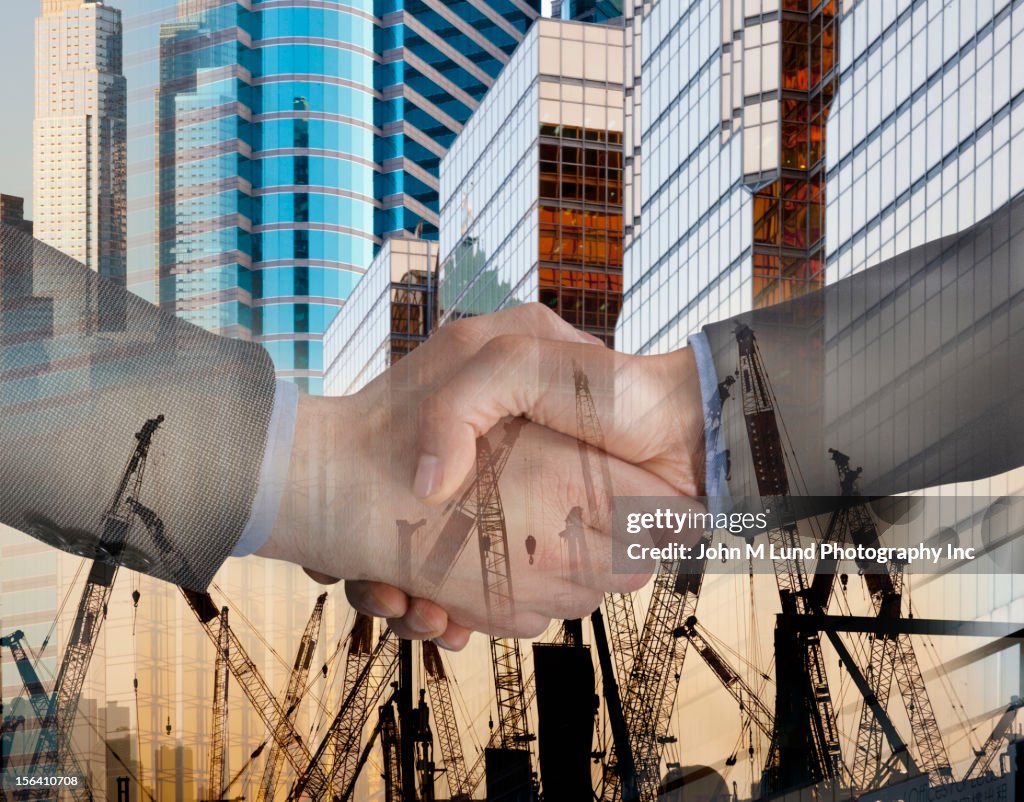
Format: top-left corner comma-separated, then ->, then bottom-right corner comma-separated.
433,635 -> 456,651
413,454 -> 442,498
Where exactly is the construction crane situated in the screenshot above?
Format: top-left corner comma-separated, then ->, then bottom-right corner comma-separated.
422,641 -> 470,801
291,625 -> 400,801
179,588 -> 328,791
472,429 -> 532,749
207,607 -> 231,802
965,697 -> 1023,778
675,617 -> 774,740
379,702 -> 402,802
1,629 -> 89,794
827,449 -> 952,788
599,548 -> 710,802
17,414 -> 164,801
119,492 -> 329,795
317,613 -> 377,800
733,323 -> 845,793
256,593 -> 327,802
573,366 -> 641,685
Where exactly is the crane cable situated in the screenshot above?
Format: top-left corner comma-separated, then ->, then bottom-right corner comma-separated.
130,577 -> 146,798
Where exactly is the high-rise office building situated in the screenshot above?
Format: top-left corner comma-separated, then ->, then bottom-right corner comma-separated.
823,0 -> 1024,745
323,236 -> 438,396
156,0 -> 540,393
616,0 -> 838,358
436,18 -> 626,343
33,0 -> 127,283
612,0 -> 1024,789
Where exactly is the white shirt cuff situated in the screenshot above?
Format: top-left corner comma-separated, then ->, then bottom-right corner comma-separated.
231,379 -> 299,557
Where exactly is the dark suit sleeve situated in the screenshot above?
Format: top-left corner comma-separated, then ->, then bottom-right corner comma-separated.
0,224 -> 277,590
702,195 -> 1024,504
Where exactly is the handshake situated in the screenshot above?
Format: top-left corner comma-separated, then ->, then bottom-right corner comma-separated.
256,304 -> 707,650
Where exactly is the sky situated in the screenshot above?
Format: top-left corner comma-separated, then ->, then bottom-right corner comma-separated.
0,2 -> 38,217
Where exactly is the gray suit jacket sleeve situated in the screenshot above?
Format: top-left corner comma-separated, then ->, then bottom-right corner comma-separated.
0,224 -> 277,590
703,194 -> 1023,505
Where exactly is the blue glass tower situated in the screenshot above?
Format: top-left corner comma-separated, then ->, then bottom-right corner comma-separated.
157,0 -> 539,393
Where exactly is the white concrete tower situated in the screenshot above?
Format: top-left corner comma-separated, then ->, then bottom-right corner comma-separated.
33,0 -> 126,281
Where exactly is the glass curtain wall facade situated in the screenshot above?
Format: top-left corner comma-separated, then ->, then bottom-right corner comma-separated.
823,0 -> 1024,753
323,237 -> 437,395
438,19 -> 625,345
155,0 -> 538,393
616,0 -> 838,357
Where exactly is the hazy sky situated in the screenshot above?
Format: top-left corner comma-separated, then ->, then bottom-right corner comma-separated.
0,3 -> 38,218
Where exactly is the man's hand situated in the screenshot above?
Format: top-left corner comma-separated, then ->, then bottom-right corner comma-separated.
256,305 -> 685,645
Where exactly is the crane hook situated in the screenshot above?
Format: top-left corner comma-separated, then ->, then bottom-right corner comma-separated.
525,535 -> 537,565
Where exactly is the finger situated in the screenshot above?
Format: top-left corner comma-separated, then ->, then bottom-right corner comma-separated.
386,596 -> 448,640
345,580 -> 408,618
433,620 -> 473,651
414,335 -> 589,502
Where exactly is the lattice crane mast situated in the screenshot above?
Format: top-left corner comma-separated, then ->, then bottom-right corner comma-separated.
207,607 -> 231,802
256,593 -> 327,802
291,625 -> 399,801
0,630 -> 89,798
602,549 -> 710,802
827,450 -> 952,787
422,641 -> 470,801
733,323 -> 845,791
473,432 -> 532,748
417,418 -> 532,748
23,414 -> 164,799
574,367 -> 640,682
179,589 -> 328,792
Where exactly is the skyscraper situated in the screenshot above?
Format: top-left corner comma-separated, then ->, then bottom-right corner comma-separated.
156,0 -> 540,393
436,18 -> 626,343
616,0 -> 838,358
33,0 -> 127,283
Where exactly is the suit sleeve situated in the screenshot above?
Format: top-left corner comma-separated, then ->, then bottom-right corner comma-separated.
0,224 -> 278,590
701,195 -> 1024,505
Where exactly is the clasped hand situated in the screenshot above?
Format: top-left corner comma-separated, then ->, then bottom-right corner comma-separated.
256,304 -> 705,649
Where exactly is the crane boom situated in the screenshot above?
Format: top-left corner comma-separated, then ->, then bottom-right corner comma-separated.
0,630 -> 89,796
208,607 -> 231,801
573,366 -> 640,684
603,547 -> 709,802
966,698 -> 1023,779
734,323 -> 845,790
256,593 -> 327,802
292,626 -> 400,800
24,414 -> 164,799
678,618 -> 774,739
320,613 -> 376,799
180,589 -> 327,791
828,450 -> 952,787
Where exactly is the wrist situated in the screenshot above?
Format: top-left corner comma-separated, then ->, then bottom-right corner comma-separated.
257,392 -> 356,570
651,345 -> 706,497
